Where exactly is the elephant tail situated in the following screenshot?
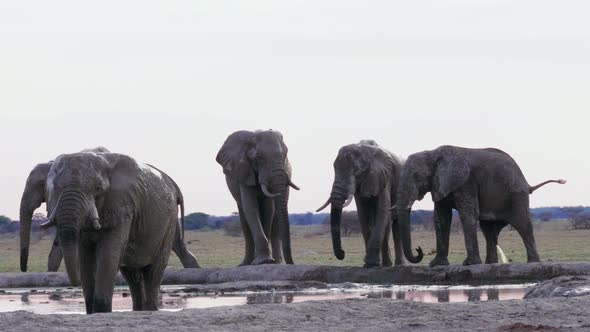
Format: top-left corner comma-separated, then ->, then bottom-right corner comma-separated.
529,179 -> 566,194
146,164 -> 185,241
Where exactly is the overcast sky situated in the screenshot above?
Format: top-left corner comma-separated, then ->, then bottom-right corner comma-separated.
0,1 -> 588,219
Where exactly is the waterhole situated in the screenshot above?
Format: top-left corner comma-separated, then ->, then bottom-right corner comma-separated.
0,284 -> 530,315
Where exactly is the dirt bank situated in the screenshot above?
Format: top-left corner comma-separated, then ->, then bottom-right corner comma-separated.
4,262 -> 590,288
1,295 -> 589,331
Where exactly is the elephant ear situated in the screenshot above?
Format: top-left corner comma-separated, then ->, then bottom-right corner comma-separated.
102,153 -> 143,195
21,162 -> 52,212
216,131 -> 257,186
360,147 -> 393,197
432,147 -> 470,202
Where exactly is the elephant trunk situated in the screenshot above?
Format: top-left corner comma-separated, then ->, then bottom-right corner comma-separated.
327,174 -> 354,260
19,198 -> 34,272
397,208 -> 424,263
274,184 -> 293,264
54,189 -> 85,286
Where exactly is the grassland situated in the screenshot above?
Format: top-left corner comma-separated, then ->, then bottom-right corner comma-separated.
1,220 -> 588,272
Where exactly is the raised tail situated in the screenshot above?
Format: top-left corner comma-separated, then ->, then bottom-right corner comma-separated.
529,179 -> 567,194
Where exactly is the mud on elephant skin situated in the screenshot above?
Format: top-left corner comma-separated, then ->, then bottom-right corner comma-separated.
317,140 -> 421,267
395,145 -> 565,267
19,148 -> 193,313
217,130 -> 300,266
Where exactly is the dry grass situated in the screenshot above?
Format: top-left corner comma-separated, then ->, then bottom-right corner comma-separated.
2,220 -> 588,272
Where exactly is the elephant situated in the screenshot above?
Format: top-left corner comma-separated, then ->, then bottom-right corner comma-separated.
216,130 -> 300,265
19,148 -> 200,272
316,140 -> 421,267
19,148 -> 187,313
395,145 -> 566,267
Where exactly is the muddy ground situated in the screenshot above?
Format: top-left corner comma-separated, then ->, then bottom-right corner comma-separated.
0,294 -> 588,331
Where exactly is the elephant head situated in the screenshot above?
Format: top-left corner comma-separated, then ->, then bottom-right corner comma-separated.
395,146 -> 467,263
19,162 -> 53,272
316,140 -> 399,261
19,147 -> 111,274
40,150 -> 136,285
216,130 -> 299,264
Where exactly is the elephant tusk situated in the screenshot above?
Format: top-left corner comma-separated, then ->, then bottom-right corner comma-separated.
288,180 -> 300,191
261,183 -> 281,198
316,198 -> 331,212
343,195 -> 353,208
39,218 -> 56,229
389,204 -> 397,211
91,218 -> 101,230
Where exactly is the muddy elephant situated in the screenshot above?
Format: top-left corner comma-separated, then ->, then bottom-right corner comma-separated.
395,145 -> 565,266
316,140 -> 417,267
216,130 -> 300,265
19,148 -> 189,313
19,148 -> 200,272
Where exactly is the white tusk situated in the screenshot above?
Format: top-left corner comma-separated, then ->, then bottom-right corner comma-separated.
261,183 -> 281,198
343,195 -> 353,208
91,218 -> 101,230
288,180 -> 300,191
316,199 -> 331,212
39,218 -> 56,229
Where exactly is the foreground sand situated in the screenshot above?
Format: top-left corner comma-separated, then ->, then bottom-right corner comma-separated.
1,295 -> 589,331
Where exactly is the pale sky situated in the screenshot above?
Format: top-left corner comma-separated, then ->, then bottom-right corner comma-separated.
0,1 -> 588,219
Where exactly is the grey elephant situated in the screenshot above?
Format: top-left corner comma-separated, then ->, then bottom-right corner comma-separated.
216,130 -> 300,265
316,140 -> 420,267
395,145 -> 565,266
19,149 -> 200,272
19,149 -> 186,313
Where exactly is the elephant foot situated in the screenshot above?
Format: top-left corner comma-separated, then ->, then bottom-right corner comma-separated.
429,256 -> 450,267
527,257 -> 541,263
252,256 -> 277,265
382,261 -> 394,268
485,256 -> 499,264
462,256 -> 483,266
394,260 -> 405,266
363,262 -> 382,268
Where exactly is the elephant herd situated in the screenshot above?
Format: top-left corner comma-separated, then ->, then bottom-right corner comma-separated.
17,130 -> 565,314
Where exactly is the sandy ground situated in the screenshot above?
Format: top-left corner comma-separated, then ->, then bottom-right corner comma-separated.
1,295 -> 589,332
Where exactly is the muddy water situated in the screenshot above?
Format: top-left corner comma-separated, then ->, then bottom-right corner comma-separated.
0,284 -> 530,315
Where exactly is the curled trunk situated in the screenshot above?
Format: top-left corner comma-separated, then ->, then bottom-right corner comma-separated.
397,208 -> 424,263
327,175 -> 354,260
330,205 -> 345,260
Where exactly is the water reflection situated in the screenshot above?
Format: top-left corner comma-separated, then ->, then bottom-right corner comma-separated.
0,284 -> 529,315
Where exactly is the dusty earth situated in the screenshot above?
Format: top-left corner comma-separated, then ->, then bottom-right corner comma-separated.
0,293 -> 588,331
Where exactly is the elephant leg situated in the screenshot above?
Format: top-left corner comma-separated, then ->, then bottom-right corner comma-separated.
238,206 -> 255,266
260,198 -> 282,263
142,224 -> 175,311
240,186 -> 274,265
78,237 -> 96,314
93,227 -> 130,313
355,197 -> 371,251
364,193 -> 391,268
430,201 -> 452,267
391,218 -> 404,266
270,215 -> 284,264
47,235 -> 63,272
509,194 -> 540,263
381,220 -> 393,267
455,192 -> 482,266
172,222 -> 200,268
120,267 -> 145,311
480,221 -> 501,264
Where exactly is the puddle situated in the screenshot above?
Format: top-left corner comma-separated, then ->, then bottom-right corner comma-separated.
0,284 -> 531,315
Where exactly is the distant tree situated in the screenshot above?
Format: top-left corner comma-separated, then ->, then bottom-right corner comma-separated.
569,210 -> 590,230
184,212 -> 210,230
410,210 -> 434,231
222,213 -> 242,237
0,215 -> 11,225
322,211 -> 360,236
538,211 -> 554,222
